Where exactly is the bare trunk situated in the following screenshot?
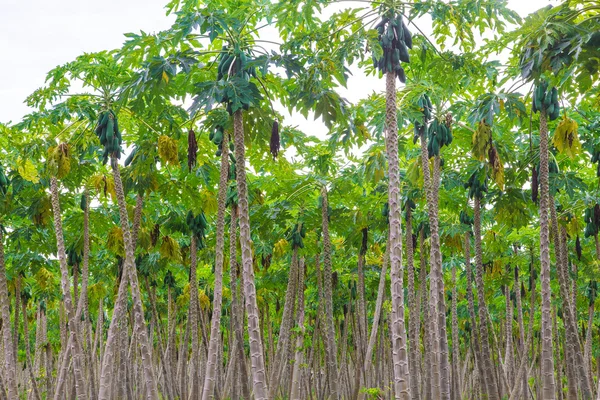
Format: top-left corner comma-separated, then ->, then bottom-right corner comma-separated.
110,157 -> 159,399
49,177 -> 87,399
539,110 -> 557,399
201,130 -> 230,400
233,109 -> 269,399
385,70 -> 411,400
0,229 -> 18,398
320,186 -> 340,399
290,257 -> 306,400
473,197 -> 500,400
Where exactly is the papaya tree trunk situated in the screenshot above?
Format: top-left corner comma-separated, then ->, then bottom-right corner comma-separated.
233,109 -> 269,399
268,246 -> 299,398
473,197 -> 500,400
385,70 -> 411,400
320,186 -> 340,399
49,177 -> 87,399
538,110 -> 557,399
290,257 -> 306,400
406,208 -> 421,400
201,130 -> 230,400
420,129 -> 442,400
110,157 -> 159,400
0,229 -> 18,399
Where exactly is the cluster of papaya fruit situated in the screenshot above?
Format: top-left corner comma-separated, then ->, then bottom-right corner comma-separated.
426,118 -> 453,158
186,210 -> 208,248
465,170 -> 488,200
66,245 -> 82,267
372,10 -> 412,82
95,110 -> 123,164
459,210 -> 474,226
217,46 -> 257,115
532,79 -> 560,120
531,158 -> 559,203
289,223 -> 306,249
584,204 -> 600,238
0,165 -> 9,195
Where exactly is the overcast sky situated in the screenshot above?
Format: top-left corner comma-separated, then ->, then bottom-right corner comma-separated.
0,0 -> 552,137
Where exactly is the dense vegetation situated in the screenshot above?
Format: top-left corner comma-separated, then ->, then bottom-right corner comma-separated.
0,0 -> 599,399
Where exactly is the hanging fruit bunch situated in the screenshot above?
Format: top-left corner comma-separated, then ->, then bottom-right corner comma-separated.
465,168 -> 488,200
459,210 -> 474,226
531,158 -> 559,203
95,110 -> 123,165
216,44 -> 260,115
288,223 -> 306,249
187,129 -> 198,171
270,120 -> 280,159
552,115 -> 581,159
532,79 -> 560,121
47,143 -> 72,179
66,244 -> 82,268
372,8 -> 412,82
186,210 -> 208,248
209,125 -> 234,157
426,117 -> 453,158
0,165 -> 9,196
412,93 -> 432,144
583,204 -> 600,238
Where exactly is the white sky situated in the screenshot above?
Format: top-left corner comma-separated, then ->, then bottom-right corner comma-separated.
0,0 -> 552,137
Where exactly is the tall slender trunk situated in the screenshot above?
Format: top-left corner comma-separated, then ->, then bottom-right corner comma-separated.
0,229 -> 18,399
417,230 -> 428,400
473,197 -> 500,400
539,110 -> 557,399
514,264 -> 528,399
268,246 -> 300,398
451,265 -> 460,400
229,205 -> 251,400
420,129 -> 441,400
21,298 -> 42,400
49,177 -> 87,399
110,157 -> 159,399
320,186 -> 340,399
385,70 -> 411,400
504,281 -> 514,389
189,235 -> 201,400
364,235 -> 389,389
290,257 -> 306,400
233,109 -> 269,399
201,131 -> 229,400
406,209 -> 421,400
357,227 -> 368,365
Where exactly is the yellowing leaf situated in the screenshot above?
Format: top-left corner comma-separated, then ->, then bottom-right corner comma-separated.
472,121 -> 492,161
273,238 -> 289,258
160,236 -> 181,263
200,189 -> 218,215
106,226 -> 125,256
158,135 -> 179,165
162,71 -> 169,83
17,159 -> 39,183
552,116 -> 581,159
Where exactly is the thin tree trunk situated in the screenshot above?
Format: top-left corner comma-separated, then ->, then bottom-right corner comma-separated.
268,246 -> 300,398
201,130 -> 230,400
233,109 -> 269,399
474,197 -> 500,400
49,177 -> 87,399
22,298 -> 42,400
320,186 -> 340,399
110,157 -> 159,400
364,235 -> 390,389
451,265 -> 460,400
539,110 -> 557,399
290,257 -> 306,400
0,229 -> 18,398
385,70 -> 411,400
406,209 -> 421,400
